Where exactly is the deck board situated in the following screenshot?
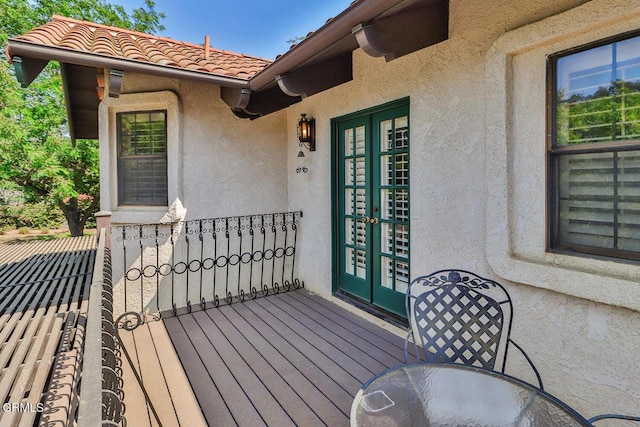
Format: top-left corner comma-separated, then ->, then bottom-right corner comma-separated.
215,303 -> 348,426
263,294 -> 392,373
146,320 -> 205,426
164,289 -> 408,426
163,317 -> 233,425
177,314 -> 267,427
120,320 -> 211,426
291,291 -> 409,359
0,236 -> 96,427
194,309 -> 307,427
119,327 -> 156,427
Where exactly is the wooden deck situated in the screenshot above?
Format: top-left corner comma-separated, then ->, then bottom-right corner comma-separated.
118,290 -> 408,426
136,289 -> 407,426
0,236 -> 96,427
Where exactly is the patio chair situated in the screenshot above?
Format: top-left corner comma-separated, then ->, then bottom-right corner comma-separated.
404,269 -> 544,389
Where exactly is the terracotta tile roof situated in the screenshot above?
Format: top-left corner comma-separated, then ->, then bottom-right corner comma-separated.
11,15 -> 271,80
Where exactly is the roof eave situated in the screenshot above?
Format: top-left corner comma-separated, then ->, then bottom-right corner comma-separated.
248,0 -> 408,91
8,39 -> 253,89
242,0 -> 449,118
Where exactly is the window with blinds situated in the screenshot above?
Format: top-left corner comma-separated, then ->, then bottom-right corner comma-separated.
550,33 -> 640,261
117,111 -> 168,206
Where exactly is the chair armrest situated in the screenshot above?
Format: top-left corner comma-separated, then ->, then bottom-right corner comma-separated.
508,338 -> 544,390
588,414 -> 640,424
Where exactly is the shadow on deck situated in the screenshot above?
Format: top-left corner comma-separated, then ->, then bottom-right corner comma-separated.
119,289 -> 409,426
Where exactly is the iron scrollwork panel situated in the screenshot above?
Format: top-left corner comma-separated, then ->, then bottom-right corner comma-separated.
114,211 -> 303,322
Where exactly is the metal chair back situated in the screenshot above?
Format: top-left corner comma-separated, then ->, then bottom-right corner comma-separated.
406,269 -> 514,373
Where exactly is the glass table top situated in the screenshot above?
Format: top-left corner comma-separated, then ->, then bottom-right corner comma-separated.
350,363 -> 590,427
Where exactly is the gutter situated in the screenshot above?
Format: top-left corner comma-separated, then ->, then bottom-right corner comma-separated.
248,0 -> 407,91
8,40 -> 252,89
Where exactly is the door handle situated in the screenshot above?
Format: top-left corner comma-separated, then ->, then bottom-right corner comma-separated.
362,216 -> 370,223
370,217 -> 380,224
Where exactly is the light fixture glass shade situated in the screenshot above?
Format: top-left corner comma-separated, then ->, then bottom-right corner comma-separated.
297,113 -> 316,151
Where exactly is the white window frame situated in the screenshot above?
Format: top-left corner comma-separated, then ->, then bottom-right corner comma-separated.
99,90 -> 184,224
485,1 -> 640,312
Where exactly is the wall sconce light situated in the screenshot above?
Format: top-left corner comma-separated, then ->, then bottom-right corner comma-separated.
297,113 -> 315,152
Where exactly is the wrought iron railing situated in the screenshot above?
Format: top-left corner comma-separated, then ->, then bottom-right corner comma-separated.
100,246 -> 126,425
112,211 -> 303,325
78,230 -> 125,427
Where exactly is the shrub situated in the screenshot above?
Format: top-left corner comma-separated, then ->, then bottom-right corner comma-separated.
40,228 -> 50,234
18,226 -> 30,235
7,203 -> 65,229
0,206 -> 13,229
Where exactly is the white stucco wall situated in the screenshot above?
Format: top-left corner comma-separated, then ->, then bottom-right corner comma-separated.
287,0 -> 640,418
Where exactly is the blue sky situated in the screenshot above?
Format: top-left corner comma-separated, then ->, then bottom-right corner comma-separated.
115,0 -> 353,59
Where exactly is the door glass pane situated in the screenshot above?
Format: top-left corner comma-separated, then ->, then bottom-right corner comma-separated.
356,157 -> 366,185
396,188 -> 409,221
381,257 -> 393,289
356,220 -> 366,248
380,155 -> 393,186
380,119 -> 393,152
355,188 -> 366,216
395,153 -> 409,186
345,219 -> 354,245
345,159 -> 354,185
381,189 -> 393,220
345,189 -> 354,215
381,222 -> 393,254
395,224 -> 409,258
395,117 -> 408,149
345,248 -> 354,275
356,250 -> 367,279
355,126 -> 366,155
395,260 -> 409,293
345,129 -> 354,156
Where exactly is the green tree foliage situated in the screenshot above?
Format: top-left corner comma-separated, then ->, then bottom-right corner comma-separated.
0,0 -> 165,235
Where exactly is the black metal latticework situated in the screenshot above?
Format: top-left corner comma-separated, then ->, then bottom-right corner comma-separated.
405,269 -> 543,389
114,211 -> 303,323
100,247 -> 126,426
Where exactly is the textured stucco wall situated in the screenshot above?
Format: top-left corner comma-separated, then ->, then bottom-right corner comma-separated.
287,0 -> 640,418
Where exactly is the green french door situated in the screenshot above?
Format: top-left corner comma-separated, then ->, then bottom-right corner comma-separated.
335,101 -> 410,317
